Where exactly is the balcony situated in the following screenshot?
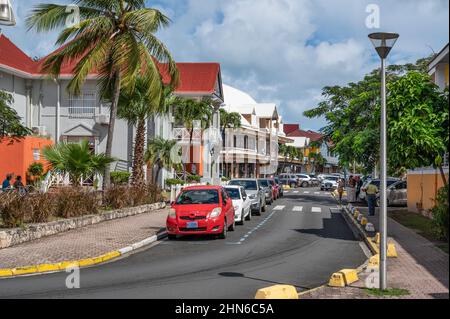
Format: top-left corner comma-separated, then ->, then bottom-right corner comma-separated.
172,127 -> 202,144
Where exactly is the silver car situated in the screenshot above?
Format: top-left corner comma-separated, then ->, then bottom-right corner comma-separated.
376,180 -> 407,207
229,179 -> 266,215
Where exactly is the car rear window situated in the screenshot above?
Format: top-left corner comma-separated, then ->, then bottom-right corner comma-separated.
229,180 -> 257,190
225,188 -> 241,200
176,190 -> 219,205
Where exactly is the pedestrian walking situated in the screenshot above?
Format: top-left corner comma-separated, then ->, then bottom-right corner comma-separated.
347,175 -> 357,203
364,183 -> 379,216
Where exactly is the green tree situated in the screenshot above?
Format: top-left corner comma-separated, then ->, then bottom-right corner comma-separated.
387,72 -> 449,185
118,77 -> 170,187
26,0 -> 179,189
0,91 -> 32,140
145,137 -> 179,184
43,140 -> 115,185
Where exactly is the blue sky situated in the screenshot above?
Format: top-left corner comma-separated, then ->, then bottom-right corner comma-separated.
3,0 -> 449,131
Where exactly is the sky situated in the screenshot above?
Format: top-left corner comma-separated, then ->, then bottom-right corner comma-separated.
2,0 -> 449,131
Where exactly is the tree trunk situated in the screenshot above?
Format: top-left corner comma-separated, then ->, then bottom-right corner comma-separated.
155,166 -> 162,186
438,164 -> 448,186
103,69 -> 121,191
131,118 -> 146,187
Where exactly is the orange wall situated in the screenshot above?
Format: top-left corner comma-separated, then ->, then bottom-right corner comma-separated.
0,137 -> 53,185
407,169 -> 449,213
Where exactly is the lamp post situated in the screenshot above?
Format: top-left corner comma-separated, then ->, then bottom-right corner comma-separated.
368,32 -> 399,290
0,0 -> 15,26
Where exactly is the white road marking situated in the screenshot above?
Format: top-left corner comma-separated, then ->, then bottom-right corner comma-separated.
311,207 -> 322,213
292,206 -> 303,212
293,191 -> 299,194
273,205 -> 286,211
315,192 -> 320,195
304,191 -> 310,194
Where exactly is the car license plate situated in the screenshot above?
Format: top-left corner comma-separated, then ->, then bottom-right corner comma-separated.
186,222 -> 198,229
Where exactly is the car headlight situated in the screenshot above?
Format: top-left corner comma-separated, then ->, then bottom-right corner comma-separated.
210,207 -> 222,218
168,208 -> 177,219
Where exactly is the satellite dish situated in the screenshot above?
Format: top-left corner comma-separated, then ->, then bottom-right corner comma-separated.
0,0 -> 16,26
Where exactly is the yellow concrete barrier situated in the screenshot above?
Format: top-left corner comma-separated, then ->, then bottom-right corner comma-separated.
368,254 -> 380,268
328,269 -> 359,287
374,233 -> 380,245
353,211 -> 360,219
360,217 -> 368,226
387,243 -> 398,258
255,285 -> 299,299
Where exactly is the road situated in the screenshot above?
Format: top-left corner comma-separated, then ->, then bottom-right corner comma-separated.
0,188 -> 367,299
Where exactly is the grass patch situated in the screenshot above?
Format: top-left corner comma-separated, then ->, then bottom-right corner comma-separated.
365,288 -> 410,297
389,210 -> 449,254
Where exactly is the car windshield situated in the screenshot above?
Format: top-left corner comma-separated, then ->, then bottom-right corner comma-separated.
258,180 -> 270,187
325,176 -> 339,181
229,180 -> 257,190
176,190 -> 219,205
225,188 -> 241,200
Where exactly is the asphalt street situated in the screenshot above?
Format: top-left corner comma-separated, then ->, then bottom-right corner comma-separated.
0,187 -> 367,299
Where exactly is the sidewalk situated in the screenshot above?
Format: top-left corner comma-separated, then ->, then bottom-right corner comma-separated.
302,205 -> 449,299
0,208 -> 169,269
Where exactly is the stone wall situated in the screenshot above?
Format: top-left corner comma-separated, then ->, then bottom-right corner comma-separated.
0,202 -> 166,249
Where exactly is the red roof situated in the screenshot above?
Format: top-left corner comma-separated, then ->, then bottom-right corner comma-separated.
283,124 -> 299,135
0,35 -> 220,95
285,125 -> 324,142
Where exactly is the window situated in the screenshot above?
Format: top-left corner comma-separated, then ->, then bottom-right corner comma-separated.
69,91 -> 96,118
33,149 -> 40,161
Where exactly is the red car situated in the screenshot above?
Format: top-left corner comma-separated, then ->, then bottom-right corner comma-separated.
167,186 -> 236,240
268,179 -> 280,200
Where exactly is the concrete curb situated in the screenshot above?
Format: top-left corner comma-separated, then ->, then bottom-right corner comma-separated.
0,231 -> 167,279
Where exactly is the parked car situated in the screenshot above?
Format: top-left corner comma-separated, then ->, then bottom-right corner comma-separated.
279,174 -> 299,188
167,186 -> 235,240
224,186 -> 252,225
228,179 -> 266,215
258,179 -> 274,205
296,174 -> 312,187
274,177 -> 284,197
376,180 -> 407,207
268,178 -> 280,199
359,178 -> 401,202
320,175 -> 340,191
308,174 -> 320,186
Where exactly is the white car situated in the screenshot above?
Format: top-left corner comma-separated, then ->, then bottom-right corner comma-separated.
320,176 -> 340,191
295,174 -> 312,187
224,186 -> 252,225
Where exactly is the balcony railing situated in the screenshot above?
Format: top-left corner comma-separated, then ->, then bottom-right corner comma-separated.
68,106 -> 97,119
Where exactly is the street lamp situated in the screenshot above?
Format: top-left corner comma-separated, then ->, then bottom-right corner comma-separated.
0,0 -> 15,26
368,32 -> 399,291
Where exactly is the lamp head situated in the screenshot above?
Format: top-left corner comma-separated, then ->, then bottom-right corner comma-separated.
368,32 -> 399,59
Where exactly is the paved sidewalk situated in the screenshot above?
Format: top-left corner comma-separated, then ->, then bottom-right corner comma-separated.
302,206 -> 449,299
0,208 -> 169,269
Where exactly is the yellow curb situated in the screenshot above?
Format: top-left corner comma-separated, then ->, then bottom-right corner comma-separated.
255,285 -> 299,299
0,251 -> 123,278
12,266 -> 39,276
36,264 -> 61,273
0,269 -> 13,277
387,243 -> 398,258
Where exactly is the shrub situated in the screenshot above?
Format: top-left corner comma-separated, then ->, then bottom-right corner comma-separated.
28,193 -> 56,223
54,187 -> 100,218
187,175 -> 201,183
0,192 -> 31,228
431,184 -> 449,241
111,172 -> 131,185
104,184 -> 163,210
165,179 -> 185,187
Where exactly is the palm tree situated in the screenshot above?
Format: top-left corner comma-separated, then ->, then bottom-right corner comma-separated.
26,0 -> 179,190
174,98 -> 213,177
145,137 -> 179,184
43,140 -> 115,186
118,77 -> 170,187
219,109 -> 241,178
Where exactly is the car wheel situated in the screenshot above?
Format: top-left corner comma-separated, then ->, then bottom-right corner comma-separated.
229,218 -> 236,231
302,182 -> 308,188
261,202 -> 266,213
219,219 -> 227,239
168,234 -> 177,240
238,211 -> 245,225
246,210 -> 252,221
290,183 -> 296,188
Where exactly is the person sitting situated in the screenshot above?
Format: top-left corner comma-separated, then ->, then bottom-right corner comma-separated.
13,176 -> 26,194
1,174 -> 13,192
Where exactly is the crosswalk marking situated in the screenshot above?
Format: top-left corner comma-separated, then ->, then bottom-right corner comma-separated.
311,207 -> 322,213
304,191 -> 310,194
292,206 -> 303,212
293,191 -> 299,194
314,192 -> 320,195
273,205 -> 285,211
